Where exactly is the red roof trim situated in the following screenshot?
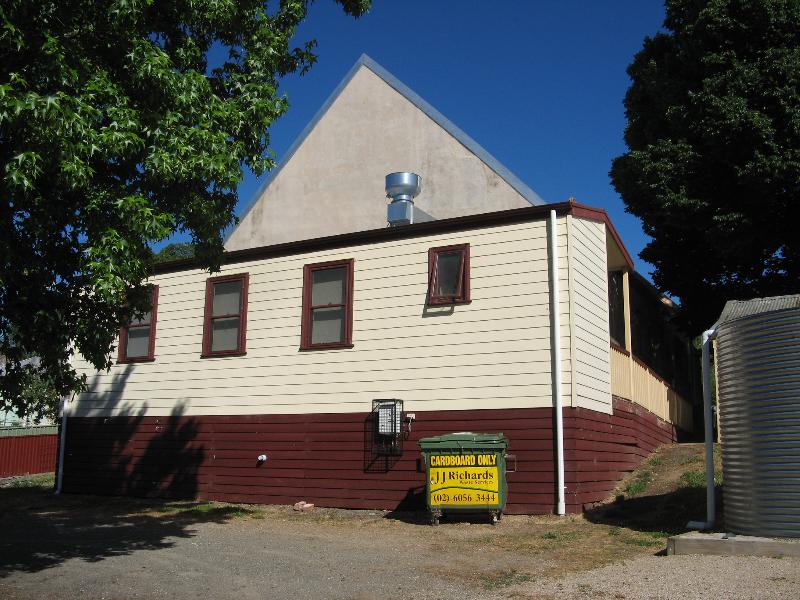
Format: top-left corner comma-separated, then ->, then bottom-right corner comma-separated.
568,201 -> 635,270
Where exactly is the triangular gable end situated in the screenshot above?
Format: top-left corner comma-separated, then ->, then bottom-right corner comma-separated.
225,54 -> 544,250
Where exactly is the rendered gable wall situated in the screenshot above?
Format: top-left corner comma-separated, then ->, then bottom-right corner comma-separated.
225,63 -> 534,251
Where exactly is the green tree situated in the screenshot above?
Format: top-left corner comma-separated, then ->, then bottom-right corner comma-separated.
610,0 -> 800,333
153,242 -> 195,264
0,0 -> 369,420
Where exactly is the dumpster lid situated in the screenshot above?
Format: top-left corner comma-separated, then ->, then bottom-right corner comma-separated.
418,432 -> 508,449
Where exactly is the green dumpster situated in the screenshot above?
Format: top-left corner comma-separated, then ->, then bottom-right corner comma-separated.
419,432 -> 510,525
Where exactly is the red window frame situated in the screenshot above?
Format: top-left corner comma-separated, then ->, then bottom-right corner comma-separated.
300,259 -> 354,350
427,244 -> 470,305
201,273 -> 249,358
118,286 -> 159,363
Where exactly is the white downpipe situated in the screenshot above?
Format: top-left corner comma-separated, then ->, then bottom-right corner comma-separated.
55,394 -> 69,494
688,328 -> 717,530
55,350 -> 73,495
549,210 -> 566,516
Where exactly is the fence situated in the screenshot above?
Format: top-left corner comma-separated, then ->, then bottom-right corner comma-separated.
0,426 -> 59,477
610,345 -> 694,432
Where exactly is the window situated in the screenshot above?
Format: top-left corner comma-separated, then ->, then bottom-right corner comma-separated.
301,259 -> 354,350
427,244 -> 470,305
202,274 -> 249,357
118,286 -> 159,363
608,270 -> 626,349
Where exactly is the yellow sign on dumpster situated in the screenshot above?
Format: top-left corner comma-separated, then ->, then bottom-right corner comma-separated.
428,455 -> 500,507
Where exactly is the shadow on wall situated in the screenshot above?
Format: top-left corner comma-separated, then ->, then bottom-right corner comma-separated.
0,481 -> 246,575
64,363 -> 205,500
362,411 -> 404,474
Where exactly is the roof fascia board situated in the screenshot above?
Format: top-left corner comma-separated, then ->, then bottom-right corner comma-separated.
223,54 -> 544,243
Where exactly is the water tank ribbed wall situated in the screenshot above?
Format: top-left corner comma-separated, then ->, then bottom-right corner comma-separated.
716,307 -> 800,538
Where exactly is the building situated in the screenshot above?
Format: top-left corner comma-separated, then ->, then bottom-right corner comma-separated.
61,57 -> 697,514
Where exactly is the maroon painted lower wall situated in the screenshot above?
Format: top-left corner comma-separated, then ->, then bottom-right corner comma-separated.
62,397 -> 677,514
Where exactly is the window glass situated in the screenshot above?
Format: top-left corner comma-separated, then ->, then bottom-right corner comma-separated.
212,280 -> 242,316
435,251 -> 463,296
608,271 -> 626,348
312,268 -> 346,305
130,311 -> 151,327
311,306 -> 345,344
126,327 -> 150,357
211,316 -> 240,352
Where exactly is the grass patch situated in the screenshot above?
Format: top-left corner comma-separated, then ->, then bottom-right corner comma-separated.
541,531 -> 582,542
607,526 -> 621,536
681,470 -> 706,488
3,472 -> 55,489
648,456 -> 663,467
644,530 -> 669,539
681,469 -> 723,488
624,470 -> 653,497
479,569 -> 533,590
156,501 -> 262,520
623,537 -> 662,547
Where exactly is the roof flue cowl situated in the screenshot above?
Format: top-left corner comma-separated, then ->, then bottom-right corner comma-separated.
385,172 -> 422,226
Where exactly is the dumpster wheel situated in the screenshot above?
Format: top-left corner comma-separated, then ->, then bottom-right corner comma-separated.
430,510 -> 442,526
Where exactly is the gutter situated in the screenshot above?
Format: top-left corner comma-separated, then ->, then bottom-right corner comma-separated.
687,328 -> 717,530
549,209 -> 566,515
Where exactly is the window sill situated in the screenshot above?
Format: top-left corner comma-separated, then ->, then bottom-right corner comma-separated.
426,298 -> 471,307
201,351 -> 247,359
299,343 -> 354,351
117,357 -> 156,364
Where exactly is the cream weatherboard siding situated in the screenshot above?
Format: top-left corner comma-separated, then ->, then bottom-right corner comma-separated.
73,217 -> 573,417
567,216 -> 612,414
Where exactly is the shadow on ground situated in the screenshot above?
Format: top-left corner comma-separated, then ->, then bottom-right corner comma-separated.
584,484 -> 724,535
0,483 -> 251,577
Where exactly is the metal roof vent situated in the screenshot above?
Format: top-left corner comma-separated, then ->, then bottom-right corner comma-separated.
385,172 -> 422,226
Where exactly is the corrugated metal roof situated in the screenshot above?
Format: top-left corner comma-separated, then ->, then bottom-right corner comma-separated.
714,294 -> 800,328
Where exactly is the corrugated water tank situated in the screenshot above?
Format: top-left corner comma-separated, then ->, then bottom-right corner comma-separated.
715,298 -> 800,538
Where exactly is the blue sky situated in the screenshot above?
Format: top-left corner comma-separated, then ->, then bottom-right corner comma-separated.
194,1 -> 667,277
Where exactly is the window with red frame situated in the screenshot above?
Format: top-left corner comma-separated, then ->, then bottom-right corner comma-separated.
427,244 -> 470,305
118,286 -> 159,363
202,273 -> 249,357
301,259 -> 354,350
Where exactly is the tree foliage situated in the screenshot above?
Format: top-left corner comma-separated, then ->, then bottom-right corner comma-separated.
610,0 -> 800,333
0,0 -> 369,420
153,242 -> 195,264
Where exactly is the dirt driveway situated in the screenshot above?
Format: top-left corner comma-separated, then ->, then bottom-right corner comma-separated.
1,447 -> 798,600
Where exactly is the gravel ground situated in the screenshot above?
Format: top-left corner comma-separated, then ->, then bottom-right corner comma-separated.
509,555 -> 800,600
1,502 -> 797,600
